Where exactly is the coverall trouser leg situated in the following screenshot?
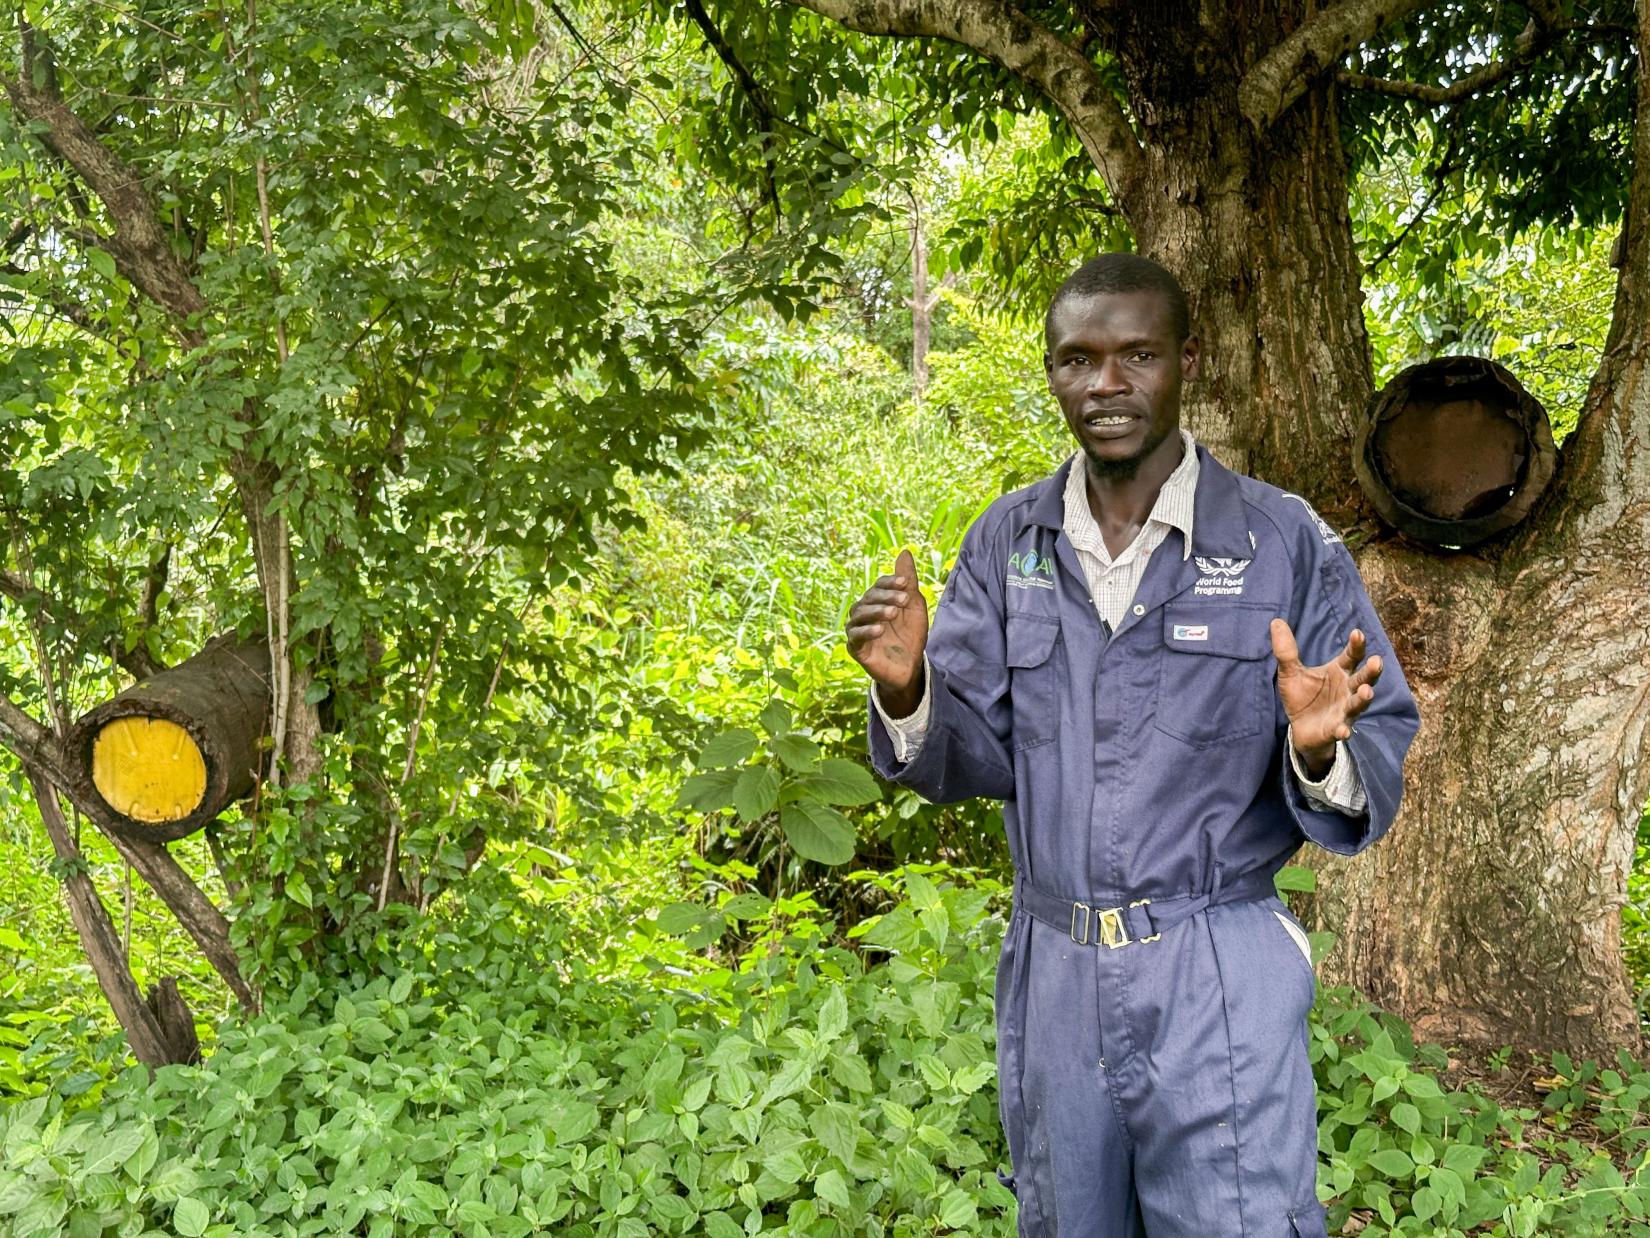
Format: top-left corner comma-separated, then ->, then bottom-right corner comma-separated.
998,898 -> 1329,1237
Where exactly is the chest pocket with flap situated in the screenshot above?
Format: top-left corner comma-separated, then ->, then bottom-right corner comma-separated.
1005,613 -> 1061,752
1154,601 -> 1274,748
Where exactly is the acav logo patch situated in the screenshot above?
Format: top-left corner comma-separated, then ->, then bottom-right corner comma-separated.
1007,547 -> 1055,591
1193,556 -> 1250,597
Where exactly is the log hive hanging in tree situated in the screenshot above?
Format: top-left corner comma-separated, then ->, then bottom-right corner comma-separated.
1353,355 -> 1557,549
70,636 -> 271,843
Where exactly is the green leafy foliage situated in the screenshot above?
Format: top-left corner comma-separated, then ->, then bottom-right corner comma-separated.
0,871 -> 1018,1238
11,867 -> 1650,1236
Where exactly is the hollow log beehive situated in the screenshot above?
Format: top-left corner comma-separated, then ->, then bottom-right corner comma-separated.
1353,355 -> 1557,548
71,636 -> 271,842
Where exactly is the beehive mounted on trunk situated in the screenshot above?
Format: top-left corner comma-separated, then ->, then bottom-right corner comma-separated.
71,636 -> 271,842
1354,355 -> 1558,549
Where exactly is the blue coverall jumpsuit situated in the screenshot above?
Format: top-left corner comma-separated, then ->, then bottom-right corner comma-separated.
867,445 -> 1420,1237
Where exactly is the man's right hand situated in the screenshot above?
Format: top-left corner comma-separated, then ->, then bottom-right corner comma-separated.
846,548 -> 929,718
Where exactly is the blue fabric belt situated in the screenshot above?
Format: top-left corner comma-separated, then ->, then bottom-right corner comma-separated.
1013,866 -> 1279,947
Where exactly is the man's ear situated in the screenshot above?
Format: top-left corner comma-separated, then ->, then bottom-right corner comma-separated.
1181,335 -> 1201,382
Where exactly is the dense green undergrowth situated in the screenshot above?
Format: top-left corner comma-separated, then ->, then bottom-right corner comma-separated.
6,866 -> 1650,1238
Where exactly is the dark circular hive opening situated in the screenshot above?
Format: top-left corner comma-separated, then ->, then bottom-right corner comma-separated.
1354,356 -> 1556,548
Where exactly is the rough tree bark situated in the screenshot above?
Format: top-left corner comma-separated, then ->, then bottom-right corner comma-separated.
786,0 -> 1650,1056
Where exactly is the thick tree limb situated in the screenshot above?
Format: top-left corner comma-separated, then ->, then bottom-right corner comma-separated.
30,771 -> 199,1067
0,685 -> 251,1008
781,0 -> 1145,209
1336,13 -> 1632,106
0,692 -> 70,786
108,825 -> 255,1010
1239,0 -> 1439,128
3,30 -> 206,332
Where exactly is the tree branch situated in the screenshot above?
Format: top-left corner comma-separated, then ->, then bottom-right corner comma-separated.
0,691 -> 60,778
3,24 -> 207,331
1335,19 -> 1541,105
1335,13 -> 1632,107
1239,0 -> 1439,129
781,0 -> 1145,210
1,566 -> 166,681
29,770 -> 198,1067
683,0 -> 783,222
1555,0 -> 1650,525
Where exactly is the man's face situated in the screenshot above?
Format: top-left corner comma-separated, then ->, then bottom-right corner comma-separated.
1043,289 -> 1200,479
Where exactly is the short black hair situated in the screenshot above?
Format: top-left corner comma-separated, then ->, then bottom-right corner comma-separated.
1044,253 -> 1191,349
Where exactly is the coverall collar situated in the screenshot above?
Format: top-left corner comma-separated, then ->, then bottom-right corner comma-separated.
1027,437 -> 1253,561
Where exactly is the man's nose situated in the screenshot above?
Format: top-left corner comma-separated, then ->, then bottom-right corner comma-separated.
1086,357 -> 1129,395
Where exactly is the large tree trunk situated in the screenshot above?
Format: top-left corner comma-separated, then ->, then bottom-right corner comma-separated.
1126,66 -> 1633,1056
787,0 -> 1650,1057
1309,39 -> 1650,1053
1161,71 -> 1650,1057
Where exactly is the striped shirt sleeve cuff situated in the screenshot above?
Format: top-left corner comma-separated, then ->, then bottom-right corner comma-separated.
871,653 -> 932,764
1286,727 -> 1368,816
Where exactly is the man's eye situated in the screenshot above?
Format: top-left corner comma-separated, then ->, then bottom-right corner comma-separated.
1132,352 -> 1154,362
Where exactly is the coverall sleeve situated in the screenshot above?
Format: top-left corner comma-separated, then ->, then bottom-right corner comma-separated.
1278,533 -> 1420,856
866,526 -> 1016,804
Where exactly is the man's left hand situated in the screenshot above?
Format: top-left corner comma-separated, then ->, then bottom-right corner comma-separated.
1270,618 -> 1383,779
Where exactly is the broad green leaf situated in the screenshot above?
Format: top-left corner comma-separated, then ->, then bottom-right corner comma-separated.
675,769 -> 740,812
1366,1148 -> 1414,1178
818,986 -> 848,1039
793,758 -> 881,806
697,728 -> 758,769
657,902 -> 718,935
1273,865 -> 1316,893
938,1187 -> 977,1229
1410,1185 -> 1440,1222
757,700 -> 792,737
79,1126 -> 145,1176
814,1167 -> 851,1208
173,1198 -> 210,1237
721,892 -> 771,920
810,1102 -> 860,1166
781,802 -> 855,865
772,733 -> 821,772
732,765 -> 780,822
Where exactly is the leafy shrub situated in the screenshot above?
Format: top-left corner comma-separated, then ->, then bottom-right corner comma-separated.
0,871 -> 1015,1238
9,868 -> 1650,1237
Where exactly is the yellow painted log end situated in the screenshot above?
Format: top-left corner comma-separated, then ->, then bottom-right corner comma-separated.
91,716 -> 207,824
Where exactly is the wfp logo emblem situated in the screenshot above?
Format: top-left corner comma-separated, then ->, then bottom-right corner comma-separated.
1193,556 -> 1249,597
1007,548 -> 1055,591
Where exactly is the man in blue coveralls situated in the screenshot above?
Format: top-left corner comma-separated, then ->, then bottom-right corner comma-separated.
846,253 -> 1420,1236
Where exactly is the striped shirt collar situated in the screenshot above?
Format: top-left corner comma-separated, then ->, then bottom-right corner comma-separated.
1062,427 -> 1200,562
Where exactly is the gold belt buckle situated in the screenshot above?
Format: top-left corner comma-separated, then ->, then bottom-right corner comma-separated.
1095,905 -> 1129,948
